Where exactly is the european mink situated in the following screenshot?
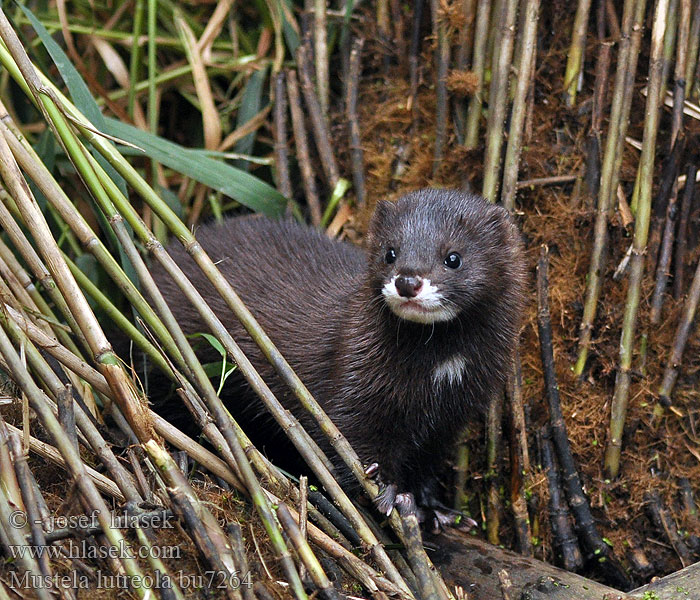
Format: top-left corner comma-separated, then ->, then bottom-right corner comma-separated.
151,188 -> 526,513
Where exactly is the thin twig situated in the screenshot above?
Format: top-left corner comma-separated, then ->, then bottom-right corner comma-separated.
286,68 -> 322,225
673,166 -> 696,298
346,37 -> 366,208
273,71 -> 293,201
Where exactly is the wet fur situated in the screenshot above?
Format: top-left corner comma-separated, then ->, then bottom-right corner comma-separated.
150,189 -> 527,505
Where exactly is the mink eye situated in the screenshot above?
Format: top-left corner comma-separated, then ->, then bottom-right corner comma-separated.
385,248 -> 397,264
444,252 -> 462,269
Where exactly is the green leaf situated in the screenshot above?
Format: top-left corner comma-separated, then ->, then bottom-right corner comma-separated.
191,332 -> 226,357
103,117 -> 287,217
192,333 -> 237,395
17,3 -> 103,129
34,128 -> 56,174
201,361 -> 237,395
281,0 -> 300,55
156,184 -> 185,221
234,66 -> 267,171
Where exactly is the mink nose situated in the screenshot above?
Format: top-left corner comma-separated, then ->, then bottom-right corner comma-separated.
395,276 -> 423,298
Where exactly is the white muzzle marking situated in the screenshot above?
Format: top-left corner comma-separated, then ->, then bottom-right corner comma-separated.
382,276 -> 458,324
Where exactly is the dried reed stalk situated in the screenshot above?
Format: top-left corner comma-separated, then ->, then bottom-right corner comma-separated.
346,37 -> 366,207
277,503 -> 344,600
574,0 -> 647,376
486,393 -> 503,545
482,0 -> 518,202
431,0 -> 450,174
273,71 -> 293,200
649,0 -> 691,323
657,233 -> 700,405
409,0 -> 424,115
605,0 -> 670,480
685,0 -> 700,96
464,0 -> 491,148
506,353 -> 532,556
287,68 -> 322,225
563,0 -> 593,107
538,428 -> 584,572
502,0 -> 540,212
297,43 -> 341,188
313,0 -> 329,117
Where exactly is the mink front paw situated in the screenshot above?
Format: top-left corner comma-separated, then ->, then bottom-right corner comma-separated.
365,463 -> 418,517
375,484 -> 418,517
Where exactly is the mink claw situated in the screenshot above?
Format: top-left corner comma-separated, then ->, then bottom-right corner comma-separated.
364,462 -> 380,478
374,485 -> 418,518
374,483 -> 398,516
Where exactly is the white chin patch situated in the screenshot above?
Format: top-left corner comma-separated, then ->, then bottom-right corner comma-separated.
381,276 -> 458,324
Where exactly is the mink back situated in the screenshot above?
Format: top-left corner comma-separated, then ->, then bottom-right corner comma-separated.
149,189 -> 527,505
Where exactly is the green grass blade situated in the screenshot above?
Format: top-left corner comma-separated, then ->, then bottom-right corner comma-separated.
19,2 -> 129,201
103,117 -> 287,217
18,3 -> 103,128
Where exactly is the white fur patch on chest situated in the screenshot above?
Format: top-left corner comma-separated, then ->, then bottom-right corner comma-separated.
432,354 -> 467,388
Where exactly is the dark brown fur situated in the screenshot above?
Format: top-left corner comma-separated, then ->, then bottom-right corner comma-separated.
150,189 -> 526,505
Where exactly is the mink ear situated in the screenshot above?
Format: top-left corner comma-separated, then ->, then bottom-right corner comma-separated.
367,200 -> 396,243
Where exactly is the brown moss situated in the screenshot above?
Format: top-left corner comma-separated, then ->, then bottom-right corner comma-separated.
446,70 -> 479,97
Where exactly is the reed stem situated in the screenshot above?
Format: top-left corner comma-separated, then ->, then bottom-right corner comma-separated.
563,0 -> 593,107
502,0 -> 540,212
482,0 -> 519,202
605,0 -> 670,480
574,0 -> 647,376
464,0 -> 491,149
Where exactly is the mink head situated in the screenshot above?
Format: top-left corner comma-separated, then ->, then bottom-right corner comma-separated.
365,188 -> 525,325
